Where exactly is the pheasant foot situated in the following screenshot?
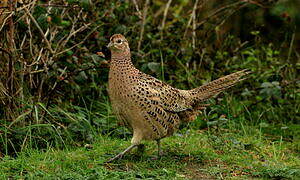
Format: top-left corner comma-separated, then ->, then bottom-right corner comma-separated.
106,144 -> 137,163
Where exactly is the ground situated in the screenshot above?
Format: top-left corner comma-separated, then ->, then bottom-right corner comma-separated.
1,126 -> 299,179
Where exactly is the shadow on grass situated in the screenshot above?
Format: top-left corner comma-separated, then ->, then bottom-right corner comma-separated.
102,149 -> 216,179
103,148 -> 205,168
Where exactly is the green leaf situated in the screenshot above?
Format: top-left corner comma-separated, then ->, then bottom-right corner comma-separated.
147,62 -> 160,73
61,20 -> 71,27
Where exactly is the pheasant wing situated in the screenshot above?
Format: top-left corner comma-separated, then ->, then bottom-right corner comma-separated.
135,72 -> 192,113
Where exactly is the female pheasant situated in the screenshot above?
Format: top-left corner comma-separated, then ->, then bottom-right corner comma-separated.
107,34 -> 249,162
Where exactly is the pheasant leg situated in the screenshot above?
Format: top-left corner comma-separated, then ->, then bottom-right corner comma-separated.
106,144 -> 137,163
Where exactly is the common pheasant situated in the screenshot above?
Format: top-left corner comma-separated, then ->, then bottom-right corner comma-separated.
107,34 -> 249,162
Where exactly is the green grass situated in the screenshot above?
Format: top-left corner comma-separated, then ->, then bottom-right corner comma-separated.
1,126 -> 299,179
1,94 -> 298,179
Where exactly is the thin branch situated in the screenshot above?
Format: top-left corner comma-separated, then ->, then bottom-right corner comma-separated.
6,0 -> 15,120
131,0 -> 142,19
60,14 -> 89,50
15,0 -> 37,14
26,15 -> 34,58
0,11 -> 13,32
56,24 -> 98,56
50,66 -> 67,91
0,3 -> 81,10
37,4 -> 81,8
220,3 -> 248,26
245,0 -> 267,8
44,0 -> 55,38
206,2 -> 249,42
192,0 -> 199,50
23,7 -> 55,54
287,26 -> 296,62
0,47 -> 12,59
160,0 -> 172,40
137,0 -> 149,52
197,1 -> 246,28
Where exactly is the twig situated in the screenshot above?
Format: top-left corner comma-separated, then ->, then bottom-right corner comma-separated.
245,0 -> 266,8
0,11 -> 12,32
153,5 -> 164,19
15,0 -> 36,13
44,0 -> 55,38
55,24 -> 98,56
183,12 -> 193,39
50,67 -> 67,91
203,2 -> 249,46
37,4 -> 81,8
287,26 -> 296,62
137,0 -> 149,52
192,0 -> 199,50
6,0 -> 15,120
233,41 -> 249,53
131,0 -> 142,19
0,47 -> 12,59
183,0 -> 205,46
51,7 -> 70,48
23,7 -> 55,54
219,3 -> 248,27
197,1 -> 246,28
1,3 -> 81,11
160,0 -> 172,40
25,15 -> 34,58
59,19 -> 90,51
8,0 -> 14,87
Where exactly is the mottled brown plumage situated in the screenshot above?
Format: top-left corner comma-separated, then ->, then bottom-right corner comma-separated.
107,34 -> 249,162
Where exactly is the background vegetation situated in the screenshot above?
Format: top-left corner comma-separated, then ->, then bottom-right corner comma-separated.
0,0 -> 299,179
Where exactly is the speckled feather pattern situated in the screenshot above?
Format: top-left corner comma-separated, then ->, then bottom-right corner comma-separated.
108,34 -> 249,145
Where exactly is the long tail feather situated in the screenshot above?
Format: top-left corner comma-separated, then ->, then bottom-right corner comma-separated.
189,69 -> 251,102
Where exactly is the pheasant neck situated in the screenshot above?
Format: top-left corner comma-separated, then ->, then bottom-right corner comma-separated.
110,51 -> 135,70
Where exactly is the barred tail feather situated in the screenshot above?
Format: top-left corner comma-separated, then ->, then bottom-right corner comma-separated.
189,69 -> 251,102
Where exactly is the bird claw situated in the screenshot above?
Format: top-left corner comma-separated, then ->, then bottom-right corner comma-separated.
105,144 -> 137,163
105,153 -> 124,163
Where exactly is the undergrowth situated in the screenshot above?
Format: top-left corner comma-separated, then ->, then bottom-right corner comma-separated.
1,122 -> 299,179
0,0 -> 299,179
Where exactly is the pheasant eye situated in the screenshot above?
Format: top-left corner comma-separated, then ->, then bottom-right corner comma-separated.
116,39 -> 122,43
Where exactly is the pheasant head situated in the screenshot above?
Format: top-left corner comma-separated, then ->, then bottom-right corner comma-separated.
107,34 -> 130,54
